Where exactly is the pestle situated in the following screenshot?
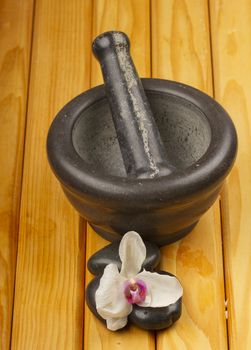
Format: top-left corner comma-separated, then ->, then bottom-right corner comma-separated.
92,31 -> 174,178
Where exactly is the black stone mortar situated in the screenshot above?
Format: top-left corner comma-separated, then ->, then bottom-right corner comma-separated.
47,32 -> 237,246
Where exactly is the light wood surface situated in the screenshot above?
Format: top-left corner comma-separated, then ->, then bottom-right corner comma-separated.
210,1 -> 251,349
0,1 -> 34,349
0,0 -> 249,349
84,1 -> 155,349
91,0 -> 151,86
152,1 -> 227,349
11,1 -> 92,349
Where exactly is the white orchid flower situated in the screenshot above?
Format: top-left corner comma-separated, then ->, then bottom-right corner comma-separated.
95,231 -> 183,331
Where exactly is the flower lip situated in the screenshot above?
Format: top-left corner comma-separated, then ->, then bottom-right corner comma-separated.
124,278 -> 147,304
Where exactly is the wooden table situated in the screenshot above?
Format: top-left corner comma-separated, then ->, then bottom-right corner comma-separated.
1,1 -> 250,349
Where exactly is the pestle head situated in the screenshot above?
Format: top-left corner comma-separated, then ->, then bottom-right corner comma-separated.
92,31 -> 174,179
92,31 -> 130,61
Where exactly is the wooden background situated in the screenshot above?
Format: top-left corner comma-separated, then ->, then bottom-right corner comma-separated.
0,0 -> 250,349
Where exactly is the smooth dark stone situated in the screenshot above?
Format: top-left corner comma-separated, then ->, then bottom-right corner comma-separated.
129,298 -> 182,331
87,240 -> 161,276
128,271 -> 182,330
85,271 -> 182,331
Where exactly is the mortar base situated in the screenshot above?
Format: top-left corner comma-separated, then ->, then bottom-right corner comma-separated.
89,221 -> 198,247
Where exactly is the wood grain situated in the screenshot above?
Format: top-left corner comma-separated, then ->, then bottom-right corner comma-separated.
91,0 -> 151,86
0,1 -> 34,349
11,1 -> 92,349
210,1 -> 251,348
152,1 -> 228,348
8,1 -> 250,348
84,1 -> 155,349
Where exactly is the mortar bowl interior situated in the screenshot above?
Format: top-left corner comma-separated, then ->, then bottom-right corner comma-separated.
72,91 -> 211,177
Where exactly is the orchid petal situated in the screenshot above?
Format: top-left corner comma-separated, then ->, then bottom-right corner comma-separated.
106,317 -> 128,331
95,264 -> 132,319
136,271 -> 183,307
119,231 -> 146,278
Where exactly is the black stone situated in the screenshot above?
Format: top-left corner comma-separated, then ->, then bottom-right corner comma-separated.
129,298 -> 182,331
85,271 -> 182,331
129,271 -> 182,330
87,240 -> 161,276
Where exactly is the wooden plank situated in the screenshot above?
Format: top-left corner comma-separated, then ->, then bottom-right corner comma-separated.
152,1 -> 228,349
0,1 -> 34,349
11,1 -> 92,349
91,0 -> 151,86
84,1 -> 155,349
210,1 -> 251,349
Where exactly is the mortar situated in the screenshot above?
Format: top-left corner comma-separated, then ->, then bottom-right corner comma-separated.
47,32 -> 237,246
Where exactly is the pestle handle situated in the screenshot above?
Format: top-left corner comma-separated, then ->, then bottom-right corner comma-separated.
92,31 -> 174,178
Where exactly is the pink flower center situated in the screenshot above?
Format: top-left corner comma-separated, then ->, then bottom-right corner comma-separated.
124,278 -> 147,304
